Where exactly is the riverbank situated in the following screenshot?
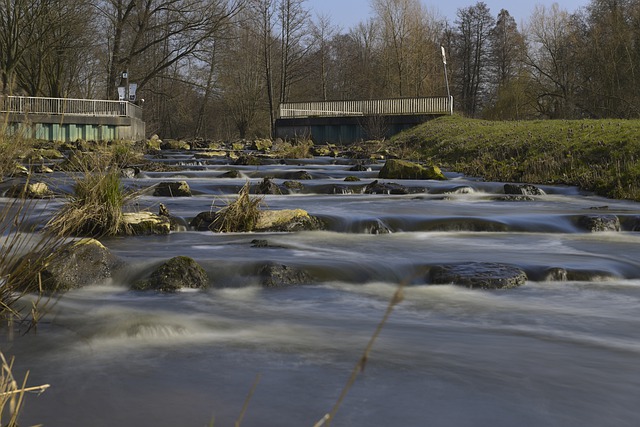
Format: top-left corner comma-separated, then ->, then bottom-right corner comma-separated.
391,115 -> 640,201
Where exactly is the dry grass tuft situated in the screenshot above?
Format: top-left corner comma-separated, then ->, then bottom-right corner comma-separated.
212,182 -> 264,233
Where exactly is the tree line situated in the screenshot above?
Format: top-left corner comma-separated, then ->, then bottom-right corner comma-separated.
1,0 -> 638,140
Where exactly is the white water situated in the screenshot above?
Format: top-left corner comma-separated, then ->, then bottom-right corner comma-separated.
2,155 -> 640,426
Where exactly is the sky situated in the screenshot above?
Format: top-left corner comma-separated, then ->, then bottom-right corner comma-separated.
307,0 -> 591,30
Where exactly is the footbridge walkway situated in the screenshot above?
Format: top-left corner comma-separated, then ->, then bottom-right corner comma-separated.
0,96 -> 145,142
275,96 -> 453,143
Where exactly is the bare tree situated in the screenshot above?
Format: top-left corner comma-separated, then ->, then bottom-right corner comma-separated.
451,1 -> 495,116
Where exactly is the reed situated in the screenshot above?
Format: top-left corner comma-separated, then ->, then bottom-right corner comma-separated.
0,351 -> 49,427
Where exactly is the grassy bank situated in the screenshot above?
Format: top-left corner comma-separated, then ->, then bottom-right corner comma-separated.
391,115 -> 640,200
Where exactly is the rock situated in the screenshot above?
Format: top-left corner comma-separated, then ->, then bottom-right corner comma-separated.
284,170 -> 312,180
220,169 -> 241,178
252,139 -> 273,151
364,180 -> 409,195
160,139 -> 190,150
577,215 -> 621,232
234,155 -> 263,166
255,209 -> 324,232
153,181 -> 192,197
7,182 -> 54,199
429,262 -> 527,289
495,195 -> 536,202
133,256 -> 208,292
349,164 -> 370,172
120,167 -> 140,179
258,262 -> 312,287
122,212 -> 171,235
18,238 -> 122,292
504,183 -> 546,196
256,177 -> 282,195
190,212 -> 216,231
378,159 -> 446,180
283,180 -> 305,192
145,137 -> 161,152
344,176 -> 361,182
31,164 -> 54,174
194,151 -> 228,159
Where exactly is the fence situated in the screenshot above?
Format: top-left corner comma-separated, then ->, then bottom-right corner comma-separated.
279,96 -> 453,118
0,95 -> 142,120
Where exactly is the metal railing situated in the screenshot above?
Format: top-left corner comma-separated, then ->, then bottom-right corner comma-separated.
279,96 -> 453,118
0,95 -> 142,119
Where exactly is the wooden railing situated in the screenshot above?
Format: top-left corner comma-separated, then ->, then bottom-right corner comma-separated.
279,96 -> 453,118
0,96 -> 143,120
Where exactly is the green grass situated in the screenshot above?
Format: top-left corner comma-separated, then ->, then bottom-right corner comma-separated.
391,115 -> 640,200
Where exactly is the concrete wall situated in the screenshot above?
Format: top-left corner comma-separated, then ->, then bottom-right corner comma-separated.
275,114 -> 440,144
4,112 -> 146,142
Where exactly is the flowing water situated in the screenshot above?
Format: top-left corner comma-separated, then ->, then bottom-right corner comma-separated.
2,154 -> 640,427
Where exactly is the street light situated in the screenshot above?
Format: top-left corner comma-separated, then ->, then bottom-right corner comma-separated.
441,46 -> 452,114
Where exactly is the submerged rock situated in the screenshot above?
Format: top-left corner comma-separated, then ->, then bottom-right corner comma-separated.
153,181 -> 192,197
364,180 -> 410,195
577,215 -> 621,232
429,262 -> 527,289
258,262 -> 312,287
284,170 -> 312,180
133,256 -> 208,292
504,183 -> 546,196
17,238 -> 122,292
378,159 -> 446,180
256,177 -> 282,195
190,211 -> 216,231
219,169 -> 241,178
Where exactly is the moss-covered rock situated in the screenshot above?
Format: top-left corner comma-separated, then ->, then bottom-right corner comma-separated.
378,159 -> 446,180
6,182 -> 54,199
160,139 -> 190,150
133,256 -> 209,292
194,151 -> 228,159
252,139 -> 273,151
122,212 -> 171,235
255,209 -> 324,232
577,215 -> 621,232
257,262 -> 312,287
153,181 -> 192,197
19,238 -> 122,292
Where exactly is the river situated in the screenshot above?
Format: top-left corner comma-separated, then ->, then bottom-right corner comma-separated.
2,153 -> 640,426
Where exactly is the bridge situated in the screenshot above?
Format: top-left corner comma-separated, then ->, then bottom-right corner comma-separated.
275,96 -> 453,144
0,96 -> 145,142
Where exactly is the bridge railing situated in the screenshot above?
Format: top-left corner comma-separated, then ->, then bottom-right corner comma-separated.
278,96 -> 453,118
0,95 -> 142,119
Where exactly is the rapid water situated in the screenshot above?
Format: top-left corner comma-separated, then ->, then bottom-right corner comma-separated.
2,153 -> 640,427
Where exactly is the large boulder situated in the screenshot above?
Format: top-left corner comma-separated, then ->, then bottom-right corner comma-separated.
378,159 -> 446,180
283,170 -> 312,180
258,262 -> 312,287
132,256 -> 209,292
255,209 -> 324,232
18,238 -> 122,292
153,181 -> 192,197
429,262 -> 527,289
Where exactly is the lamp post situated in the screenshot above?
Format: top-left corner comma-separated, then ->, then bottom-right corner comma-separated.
441,46 -> 452,114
